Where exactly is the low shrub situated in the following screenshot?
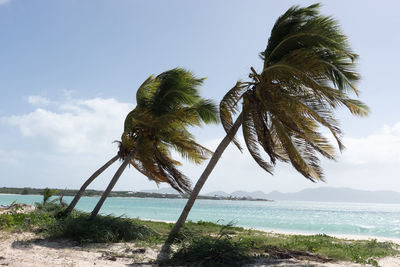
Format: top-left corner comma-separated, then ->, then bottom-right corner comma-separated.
48,213 -> 160,243
34,202 -> 66,217
166,224 -> 252,267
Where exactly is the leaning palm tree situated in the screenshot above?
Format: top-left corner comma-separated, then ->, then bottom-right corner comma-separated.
161,3 -> 369,253
64,68 -> 218,218
88,68 -> 219,219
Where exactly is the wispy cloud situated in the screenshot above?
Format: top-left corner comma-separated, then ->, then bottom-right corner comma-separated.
0,0 -> 10,5
340,123 -> 400,165
27,95 -> 51,106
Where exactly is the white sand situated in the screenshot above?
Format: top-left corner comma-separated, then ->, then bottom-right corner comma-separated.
0,204 -> 35,215
0,231 -> 158,267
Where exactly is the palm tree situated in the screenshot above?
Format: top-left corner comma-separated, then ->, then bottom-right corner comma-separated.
64,68 -> 218,218
88,68 -> 219,219
161,3 -> 369,253
43,188 -> 59,204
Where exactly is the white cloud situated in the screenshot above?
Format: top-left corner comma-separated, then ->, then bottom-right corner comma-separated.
340,123 -> 400,165
27,95 -> 51,106
7,96 -> 133,154
0,0 -> 10,5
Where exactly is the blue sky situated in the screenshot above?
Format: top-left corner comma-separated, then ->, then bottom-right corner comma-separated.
1,0 -> 400,193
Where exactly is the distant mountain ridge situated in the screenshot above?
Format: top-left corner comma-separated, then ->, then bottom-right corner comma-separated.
142,187 -> 400,203
263,187 -> 400,203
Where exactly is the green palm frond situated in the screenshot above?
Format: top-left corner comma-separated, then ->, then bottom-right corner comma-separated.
136,75 -> 158,109
151,68 -> 204,114
219,82 -> 247,151
242,95 -> 274,174
120,68 -> 218,194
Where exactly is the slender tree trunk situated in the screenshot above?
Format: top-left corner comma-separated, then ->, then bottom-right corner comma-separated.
63,155 -> 119,216
89,150 -> 135,220
160,114 -> 243,256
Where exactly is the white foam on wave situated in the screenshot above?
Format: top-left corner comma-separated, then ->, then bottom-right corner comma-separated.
355,224 -> 376,230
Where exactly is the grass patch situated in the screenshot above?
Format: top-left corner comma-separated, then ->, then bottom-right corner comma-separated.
234,232 -> 399,267
175,220 -> 244,241
0,212 -> 55,231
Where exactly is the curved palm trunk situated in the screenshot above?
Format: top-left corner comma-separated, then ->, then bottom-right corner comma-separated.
63,155 -> 119,216
89,150 -> 135,220
160,114 -> 243,256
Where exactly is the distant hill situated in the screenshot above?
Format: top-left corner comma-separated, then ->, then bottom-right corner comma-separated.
205,187 -> 400,203
137,187 -> 400,203
265,187 -> 400,203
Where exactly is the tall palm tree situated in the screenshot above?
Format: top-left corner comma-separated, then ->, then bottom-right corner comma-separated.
88,68 -> 219,219
161,3 -> 369,253
64,68 -> 218,218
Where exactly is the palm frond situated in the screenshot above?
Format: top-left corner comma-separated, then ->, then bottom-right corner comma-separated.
120,68 -> 218,193
242,96 -> 274,174
219,82 -> 247,151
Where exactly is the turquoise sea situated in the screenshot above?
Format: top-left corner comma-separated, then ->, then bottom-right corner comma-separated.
1,194 -> 399,239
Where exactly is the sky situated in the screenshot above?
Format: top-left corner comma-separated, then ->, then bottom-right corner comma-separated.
1,0 -> 399,194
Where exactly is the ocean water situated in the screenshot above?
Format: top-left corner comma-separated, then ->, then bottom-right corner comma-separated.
1,194 -> 399,239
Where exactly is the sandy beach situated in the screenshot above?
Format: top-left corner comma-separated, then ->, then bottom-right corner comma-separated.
1,229 -> 399,267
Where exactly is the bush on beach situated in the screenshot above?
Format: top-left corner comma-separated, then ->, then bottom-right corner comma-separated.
48,213 -> 159,243
164,224 -> 252,266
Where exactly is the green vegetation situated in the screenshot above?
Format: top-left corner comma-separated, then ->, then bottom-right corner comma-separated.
0,211 -> 54,232
0,202 -> 398,266
165,224 -> 252,266
48,214 -> 159,243
1,187 -> 106,196
42,188 -> 59,204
